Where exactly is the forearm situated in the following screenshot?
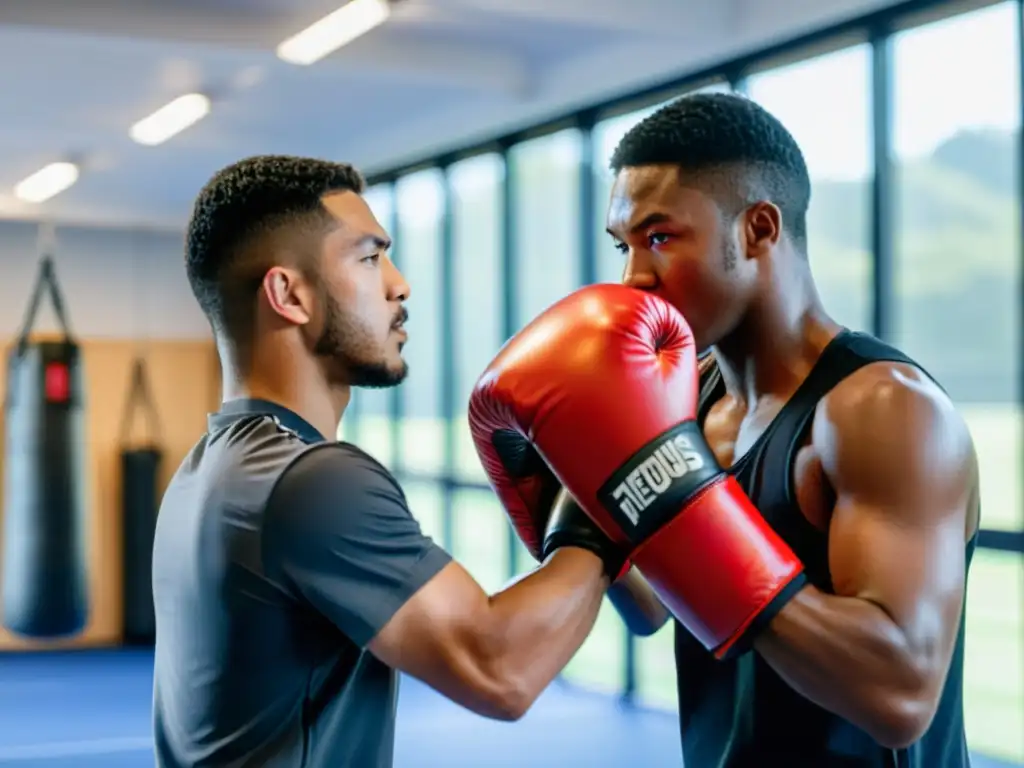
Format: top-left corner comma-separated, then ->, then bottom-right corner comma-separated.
607,567 -> 670,636
481,548 -> 608,713
755,585 -> 932,747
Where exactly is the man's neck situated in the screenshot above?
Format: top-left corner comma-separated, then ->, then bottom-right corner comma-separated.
219,347 -> 350,441
712,273 -> 840,407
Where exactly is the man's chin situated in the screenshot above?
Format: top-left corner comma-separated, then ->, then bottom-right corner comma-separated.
350,358 -> 408,389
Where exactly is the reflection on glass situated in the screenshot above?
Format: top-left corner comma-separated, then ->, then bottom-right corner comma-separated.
395,170 -> 445,475
403,480 -> 445,550
338,387 -> 360,443
510,129 -> 582,327
891,2 -> 1022,534
745,44 -> 873,332
451,489 -> 509,593
562,599 -> 627,695
450,154 -> 505,481
635,623 -> 678,710
962,550 -> 1024,762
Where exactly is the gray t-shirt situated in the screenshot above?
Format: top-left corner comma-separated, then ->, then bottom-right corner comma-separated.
152,399 -> 451,767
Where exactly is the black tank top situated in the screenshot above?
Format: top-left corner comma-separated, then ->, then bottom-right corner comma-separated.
676,329 -> 977,768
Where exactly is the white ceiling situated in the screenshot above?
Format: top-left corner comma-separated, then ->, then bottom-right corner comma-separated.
0,0 -> 903,231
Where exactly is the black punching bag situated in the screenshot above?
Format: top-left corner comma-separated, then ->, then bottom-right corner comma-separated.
1,256 -> 89,639
119,357 -> 162,646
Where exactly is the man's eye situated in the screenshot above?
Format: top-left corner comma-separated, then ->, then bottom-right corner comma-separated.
362,253 -> 381,264
648,232 -> 671,247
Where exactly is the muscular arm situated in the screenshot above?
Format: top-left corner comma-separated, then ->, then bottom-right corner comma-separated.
370,550 -> 606,720
607,568 -> 670,636
268,445 -> 607,722
754,364 -> 977,748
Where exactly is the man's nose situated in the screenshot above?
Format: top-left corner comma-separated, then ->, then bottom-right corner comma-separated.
383,255 -> 410,301
622,254 -> 657,290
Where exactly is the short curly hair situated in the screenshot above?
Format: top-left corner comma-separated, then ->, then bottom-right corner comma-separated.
610,92 -> 811,248
185,154 -> 364,342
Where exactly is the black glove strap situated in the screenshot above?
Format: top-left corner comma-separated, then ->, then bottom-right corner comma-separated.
542,490 -> 629,581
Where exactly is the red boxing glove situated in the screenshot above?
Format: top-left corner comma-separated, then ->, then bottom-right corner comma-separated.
469,341 -> 625,578
470,284 -> 805,659
469,407 -> 560,562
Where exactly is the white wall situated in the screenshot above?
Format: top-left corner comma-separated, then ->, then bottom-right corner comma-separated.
0,220 -> 209,340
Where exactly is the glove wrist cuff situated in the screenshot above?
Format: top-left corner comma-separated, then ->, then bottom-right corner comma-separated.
543,537 -> 628,583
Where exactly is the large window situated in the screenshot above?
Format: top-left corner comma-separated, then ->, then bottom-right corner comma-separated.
338,387 -> 358,443
394,170 -> 446,475
632,625 -> 677,709
891,3 -> 1022,760
563,600 -> 627,694
451,489 -> 509,592
403,480 -> 446,549
447,154 -> 513,599
891,3 -> 1022,533
355,184 -> 397,468
450,154 -> 505,482
964,550 -> 1024,763
745,44 -> 874,332
509,128 -> 582,327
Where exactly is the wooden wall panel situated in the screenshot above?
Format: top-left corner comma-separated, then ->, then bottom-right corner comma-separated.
0,337 -> 219,650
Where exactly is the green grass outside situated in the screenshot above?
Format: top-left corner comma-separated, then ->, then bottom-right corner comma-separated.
340,404 -> 1024,762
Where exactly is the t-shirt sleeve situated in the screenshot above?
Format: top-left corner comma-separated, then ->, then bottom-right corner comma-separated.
264,443 -> 452,648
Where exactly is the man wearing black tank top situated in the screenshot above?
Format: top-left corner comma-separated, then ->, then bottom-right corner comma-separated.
597,93 -> 980,766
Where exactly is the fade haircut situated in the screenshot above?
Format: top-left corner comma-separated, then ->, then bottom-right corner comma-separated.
185,154 -> 364,345
610,92 -> 811,249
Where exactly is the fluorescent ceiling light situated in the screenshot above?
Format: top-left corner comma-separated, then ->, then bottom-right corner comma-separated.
277,0 -> 390,66
130,93 -> 211,146
14,162 -> 79,203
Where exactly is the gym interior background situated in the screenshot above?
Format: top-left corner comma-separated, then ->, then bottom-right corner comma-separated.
0,0 -> 1021,765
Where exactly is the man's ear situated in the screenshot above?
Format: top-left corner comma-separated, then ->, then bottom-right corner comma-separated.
261,266 -> 314,326
742,201 -> 782,259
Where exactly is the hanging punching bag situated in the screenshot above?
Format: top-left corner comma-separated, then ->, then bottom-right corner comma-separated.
119,357 -> 162,646
1,256 -> 89,639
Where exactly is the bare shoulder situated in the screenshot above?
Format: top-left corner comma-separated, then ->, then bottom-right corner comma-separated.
819,360 -> 966,441
811,361 -> 977,513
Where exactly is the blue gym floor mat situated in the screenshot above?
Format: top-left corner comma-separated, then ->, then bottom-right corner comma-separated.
0,650 -> 1015,767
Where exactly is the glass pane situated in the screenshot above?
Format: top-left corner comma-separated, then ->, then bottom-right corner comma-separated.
963,549 -> 1024,762
338,387 -> 359,442
451,489 -> 510,594
635,622 -> 679,710
563,599 -> 626,694
510,129 -> 582,328
403,480 -> 445,549
357,394 -> 393,468
745,44 -> 873,332
394,170 -> 445,475
892,2 -> 1022,531
510,529 -> 534,580
356,185 -> 396,468
450,154 -> 505,482
592,83 -> 732,285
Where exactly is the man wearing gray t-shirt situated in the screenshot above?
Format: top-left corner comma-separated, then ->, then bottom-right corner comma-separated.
152,156 -> 622,768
